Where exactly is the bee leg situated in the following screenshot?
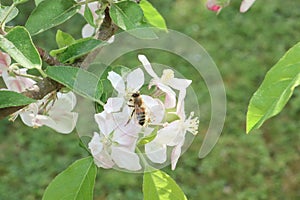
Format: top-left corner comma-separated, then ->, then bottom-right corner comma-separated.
125,109 -> 135,126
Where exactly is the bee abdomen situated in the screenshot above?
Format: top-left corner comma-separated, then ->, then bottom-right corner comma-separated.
137,112 -> 146,126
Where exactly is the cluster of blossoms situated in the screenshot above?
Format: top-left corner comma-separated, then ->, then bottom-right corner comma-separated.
88,55 -> 199,171
206,0 -> 256,13
0,51 -> 78,134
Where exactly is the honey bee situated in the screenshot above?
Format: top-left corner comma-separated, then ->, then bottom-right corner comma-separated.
127,91 -> 149,126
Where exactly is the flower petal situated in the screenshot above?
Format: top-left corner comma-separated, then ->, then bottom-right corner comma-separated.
104,97 -> 124,113
2,69 -> 36,92
156,120 -> 182,146
88,132 -> 103,155
113,122 -> 140,149
126,68 -> 144,92
41,112 -> 78,134
157,83 -> 176,108
176,89 -> 186,119
0,51 -> 11,76
82,24 -> 95,38
145,141 -> 167,164
111,146 -> 142,171
94,109 -> 128,136
240,0 -> 256,13
171,141 -> 183,170
168,77 -> 192,90
108,71 -> 125,94
138,54 -> 158,78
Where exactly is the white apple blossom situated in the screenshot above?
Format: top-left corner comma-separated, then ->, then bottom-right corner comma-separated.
90,56 -> 198,171
138,54 -> 192,108
145,90 -> 199,170
0,54 -> 78,134
19,92 -> 78,134
89,109 -> 142,171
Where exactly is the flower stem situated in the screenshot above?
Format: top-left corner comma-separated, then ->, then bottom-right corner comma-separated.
136,147 -> 149,169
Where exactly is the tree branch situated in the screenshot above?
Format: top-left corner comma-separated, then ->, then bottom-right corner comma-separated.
0,6 -> 118,120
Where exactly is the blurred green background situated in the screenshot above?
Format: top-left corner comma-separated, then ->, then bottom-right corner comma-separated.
1,0 -> 300,199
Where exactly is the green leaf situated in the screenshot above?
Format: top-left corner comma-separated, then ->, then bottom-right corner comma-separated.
25,0 -> 80,35
0,6 -> 19,23
50,38 -> 106,63
13,0 -> 29,5
42,157 -> 97,200
56,29 -> 75,49
84,3 -> 96,27
109,1 -> 144,30
139,0 -> 167,30
0,26 -> 42,69
45,66 -> 103,103
246,42 -> 300,133
34,0 -> 44,6
0,90 -> 36,109
143,169 -> 188,200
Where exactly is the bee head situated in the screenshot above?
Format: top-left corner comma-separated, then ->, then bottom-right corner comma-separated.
132,91 -> 140,98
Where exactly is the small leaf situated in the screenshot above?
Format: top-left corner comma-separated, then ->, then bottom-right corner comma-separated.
0,6 -> 19,23
25,0 -> 80,35
0,90 -> 36,109
84,3 -> 96,27
34,0 -> 44,6
42,157 -> 97,200
246,42 -> 300,133
109,1 -> 143,30
0,26 -> 42,69
139,0 -> 167,30
56,29 -> 75,49
143,169 -> 187,200
13,0 -> 29,5
45,66 -> 103,103
50,37 -> 106,63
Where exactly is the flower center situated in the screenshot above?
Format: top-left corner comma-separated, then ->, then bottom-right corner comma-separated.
185,112 -> 199,135
161,69 -> 174,83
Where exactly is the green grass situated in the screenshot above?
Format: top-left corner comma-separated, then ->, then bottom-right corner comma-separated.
1,0 -> 300,199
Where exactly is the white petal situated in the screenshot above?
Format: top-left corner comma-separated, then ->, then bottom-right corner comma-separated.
126,68 -> 144,92
93,147 -> 115,169
104,97 -> 124,113
94,109 -> 128,136
88,132 -> 103,155
41,112 -> 78,134
240,0 -> 256,13
19,104 -> 39,127
141,96 -> 165,124
145,141 -> 167,163
113,122 -> 140,148
51,92 -> 77,112
138,55 -> 158,78
156,121 -> 183,146
2,72 -> 35,92
94,111 -> 116,136
111,146 -> 142,171
108,71 -> 125,94
82,24 -> 95,38
176,89 -> 186,119
0,51 -> 11,76
171,141 -> 184,170
157,83 -> 176,108
168,77 -> 192,90
93,151 -> 115,169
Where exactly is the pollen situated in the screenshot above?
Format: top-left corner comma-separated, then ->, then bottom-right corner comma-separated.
185,112 -> 199,135
161,69 -> 175,83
